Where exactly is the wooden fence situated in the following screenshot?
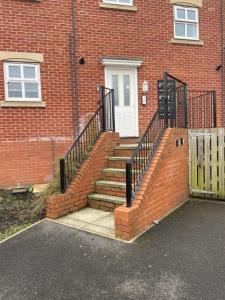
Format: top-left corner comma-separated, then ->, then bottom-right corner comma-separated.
189,128 -> 225,200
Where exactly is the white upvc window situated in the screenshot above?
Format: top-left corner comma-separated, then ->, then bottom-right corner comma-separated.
174,6 -> 199,40
103,0 -> 133,6
4,62 -> 41,101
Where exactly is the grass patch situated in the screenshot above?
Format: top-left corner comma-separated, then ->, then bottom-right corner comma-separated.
0,189 -> 44,242
0,223 -> 32,241
0,178 -> 61,242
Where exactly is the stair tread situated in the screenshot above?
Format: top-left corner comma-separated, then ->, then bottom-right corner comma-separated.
88,193 -> 126,204
108,156 -> 131,161
114,144 -> 138,149
114,143 -> 152,150
108,156 -> 145,161
96,180 -> 126,188
103,168 -> 139,173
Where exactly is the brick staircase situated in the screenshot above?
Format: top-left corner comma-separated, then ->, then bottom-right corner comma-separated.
87,138 -> 140,212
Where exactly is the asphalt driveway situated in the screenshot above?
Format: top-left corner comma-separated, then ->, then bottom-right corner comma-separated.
1,199 -> 225,300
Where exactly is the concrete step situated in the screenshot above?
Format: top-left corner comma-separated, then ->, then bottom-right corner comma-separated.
113,143 -> 152,157
114,143 -> 152,150
108,156 -> 132,161
96,180 -> 126,188
119,137 -> 140,144
95,180 -> 126,197
88,193 -> 126,205
108,157 -> 131,168
103,168 -> 139,174
114,144 -> 139,150
113,148 -> 135,157
102,168 -> 139,182
102,168 -> 127,182
108,156 -> 145,168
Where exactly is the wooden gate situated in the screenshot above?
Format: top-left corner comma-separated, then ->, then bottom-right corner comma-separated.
189,128 -> 225,200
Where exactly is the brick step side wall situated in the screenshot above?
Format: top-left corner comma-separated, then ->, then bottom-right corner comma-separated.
46,132 -> 120,219
114,128 -> 189,241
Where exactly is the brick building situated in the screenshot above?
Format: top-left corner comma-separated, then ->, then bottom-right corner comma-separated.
0,0 -> 224,187
0,0 -> 75,187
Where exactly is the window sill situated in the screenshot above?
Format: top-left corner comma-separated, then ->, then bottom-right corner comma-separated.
170,38 -> 204,46
0,101 -> 46,108
99,3 -> 138,11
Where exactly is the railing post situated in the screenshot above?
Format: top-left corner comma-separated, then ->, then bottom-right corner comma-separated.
213,91 -> 217,128
184,84 -> 188,128
163,72 -> 169,128
126,162 -> 132,208
111,89 -> 115,132
101,86 -> 106,131
60,158 -> 66,193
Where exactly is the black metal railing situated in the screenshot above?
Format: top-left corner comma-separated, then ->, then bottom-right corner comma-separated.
162,72 -> 188,128
126,72 -> 188,207
101,87 -> 115,132
187,90 -> 217,128
126,72 -> 217,207
60,86 -> 115,193
126,110 -> 166,207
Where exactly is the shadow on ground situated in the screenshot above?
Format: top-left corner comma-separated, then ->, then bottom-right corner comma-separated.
1,199 -> 225,300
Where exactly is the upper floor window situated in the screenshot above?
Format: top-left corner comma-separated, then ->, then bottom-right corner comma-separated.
174,6 -> 199,40
4,62 -> 41,101
103,0 -> 133,6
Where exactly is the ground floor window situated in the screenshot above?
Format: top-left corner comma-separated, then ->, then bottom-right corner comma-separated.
4,62 -> 41,101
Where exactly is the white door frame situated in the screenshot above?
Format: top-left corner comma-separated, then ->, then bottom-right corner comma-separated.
105,67 -> 139,137
104,65 -> 139,137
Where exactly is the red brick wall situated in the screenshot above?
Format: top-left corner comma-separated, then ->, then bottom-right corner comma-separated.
46,132 -> 120,219
114,128 -> 189,241
75,0 -> 223,129
0,139 -> 73,188
0,0 -> 76,186
0,0 -> 75,141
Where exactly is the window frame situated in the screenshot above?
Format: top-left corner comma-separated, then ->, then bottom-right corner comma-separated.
4,62 -> 42,102
173,5 -> 199,40
103,0 -> 133,6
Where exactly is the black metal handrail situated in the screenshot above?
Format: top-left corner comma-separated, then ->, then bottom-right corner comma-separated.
126,72 -> 188,207
126,110 -> 167,207
188,90 -> 217,128
101,87 -> 115,132
60,86 -> 115,193
163,72 -> 188,129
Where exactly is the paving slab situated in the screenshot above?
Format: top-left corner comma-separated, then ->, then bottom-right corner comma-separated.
67,207 -> 111,222
55,208 -> 115,239
92,214 -> 115,229
57,217 -> 88,229
1,199 -> 225,300
83,223 -> 115,238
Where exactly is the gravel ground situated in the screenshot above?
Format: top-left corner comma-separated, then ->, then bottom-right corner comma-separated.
0,189 -> 45,240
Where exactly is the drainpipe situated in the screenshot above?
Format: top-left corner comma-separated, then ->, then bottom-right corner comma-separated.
221,0 -> 224,127
70,0 -> 79,137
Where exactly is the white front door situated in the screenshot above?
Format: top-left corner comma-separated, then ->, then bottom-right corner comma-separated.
106,68 -> 138,137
